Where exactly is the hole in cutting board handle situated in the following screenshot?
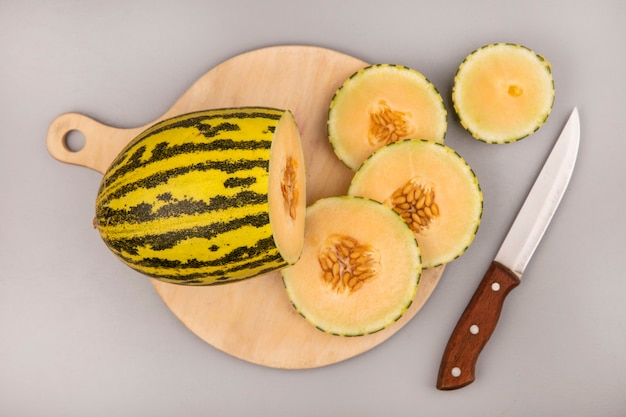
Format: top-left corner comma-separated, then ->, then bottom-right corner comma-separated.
47,111 -> 138,174
64,129 -> 86,152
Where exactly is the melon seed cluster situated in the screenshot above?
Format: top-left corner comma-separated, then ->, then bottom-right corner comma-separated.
387,180 -> 440,234
318,235 -> 380,294
368,100 -> 415,147
280,156 -> 300,220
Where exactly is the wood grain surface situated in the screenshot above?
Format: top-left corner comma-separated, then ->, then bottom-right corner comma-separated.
46,45 -> 445,369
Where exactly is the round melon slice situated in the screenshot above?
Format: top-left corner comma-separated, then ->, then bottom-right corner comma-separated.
348,139 -> 482,268
328,64 -> 447,171
281,196 -> 421,336
452,43 -> 555,143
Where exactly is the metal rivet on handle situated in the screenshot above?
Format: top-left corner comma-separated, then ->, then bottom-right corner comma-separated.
451,367 -> 461,377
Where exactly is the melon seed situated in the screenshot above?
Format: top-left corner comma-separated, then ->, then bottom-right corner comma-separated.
368,100 -> 415,147
387,179 -> 440,234
508,84 -> 524,97
280,156 -> 299,220
317,234 -> 380,294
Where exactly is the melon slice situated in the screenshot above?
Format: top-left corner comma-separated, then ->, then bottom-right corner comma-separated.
348,139 -> 482,268
328,64 -> 447,170
452,43 -> 555,143
281,196 -> 421,336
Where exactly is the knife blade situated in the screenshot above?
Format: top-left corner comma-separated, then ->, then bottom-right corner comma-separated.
436,108 -> 580,390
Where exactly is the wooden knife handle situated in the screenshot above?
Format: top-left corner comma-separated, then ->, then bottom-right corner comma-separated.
436,261 -> 521,390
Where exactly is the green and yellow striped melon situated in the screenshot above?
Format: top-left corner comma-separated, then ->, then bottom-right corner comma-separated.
95,107 -> 306,286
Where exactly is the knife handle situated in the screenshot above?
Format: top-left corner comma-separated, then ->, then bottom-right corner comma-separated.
436,261 -> 520,390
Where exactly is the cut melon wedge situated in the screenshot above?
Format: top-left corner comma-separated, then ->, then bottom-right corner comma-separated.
452,43 -> 555,144
281,196 -> 421,336
348,139 -> 482,268
328,64 -> 447,170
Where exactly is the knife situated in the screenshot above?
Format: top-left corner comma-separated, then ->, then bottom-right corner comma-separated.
436,108 -> 580,390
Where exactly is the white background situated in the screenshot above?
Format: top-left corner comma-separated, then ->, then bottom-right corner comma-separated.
2,0 -> 625,415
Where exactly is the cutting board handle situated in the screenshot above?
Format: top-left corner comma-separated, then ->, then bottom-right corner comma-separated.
46,112 -> 143,175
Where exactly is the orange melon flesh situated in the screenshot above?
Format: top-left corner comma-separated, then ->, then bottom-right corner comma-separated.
281,196 -> 421,336
268,110 -> 307,264
453,43 -> 554,143
328,64 -> 447,171
348,139 -> 482,268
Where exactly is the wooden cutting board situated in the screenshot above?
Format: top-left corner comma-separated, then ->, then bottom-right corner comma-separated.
47,45 -> 445,369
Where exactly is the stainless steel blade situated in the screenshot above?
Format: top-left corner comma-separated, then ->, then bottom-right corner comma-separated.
494,108 -> 580,277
